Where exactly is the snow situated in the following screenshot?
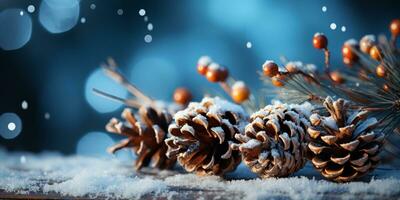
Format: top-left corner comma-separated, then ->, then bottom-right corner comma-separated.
0,148 -> 399,199
241,139 -> 261,149
232,81 -> 246,90
345,38 -> 358,46
208,62 -> 220,70
198,56 -> 212,66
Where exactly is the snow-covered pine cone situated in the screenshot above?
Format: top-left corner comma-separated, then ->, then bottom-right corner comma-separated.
165,97 -> 247,176
106,102 -> 182,170
307,97 -> 384,182
232,102 -> 312,178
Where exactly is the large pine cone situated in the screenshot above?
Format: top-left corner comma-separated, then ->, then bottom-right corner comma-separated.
232,102 -> 311,178
165,97 -> 247,176
106,103 -> 180,170
307,97 -> 384,182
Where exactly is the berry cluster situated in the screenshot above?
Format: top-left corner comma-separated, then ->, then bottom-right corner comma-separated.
197,56 -> 250,104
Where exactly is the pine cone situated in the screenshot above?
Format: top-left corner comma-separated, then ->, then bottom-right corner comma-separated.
232,102 -> 311,178
165,97 -> 247,176
106,103 -> 180,170
307,97 -> 384,182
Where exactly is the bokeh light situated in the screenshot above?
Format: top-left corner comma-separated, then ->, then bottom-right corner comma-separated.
39,0 -> 80,34
0,113 -> 23,140
21,100 -> 28,110
76,131 -> 113,158
144,34 -> 153,43
0,9 -> 32,51
85,68 -> 128,113
76,131 -> 135,161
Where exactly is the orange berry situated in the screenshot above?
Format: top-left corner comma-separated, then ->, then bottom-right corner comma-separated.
173,87 -> 192,105
390,19 -> 400,37
376,65 -> 387,78
383,83 -> 390,92
271,75 -> 284,87
197,56 -> 212,75
343,57 -> 354,66
205,63 -> 221,82
313,33 -> 328,49
359,35 -> 375,54
197,64 -> 208,75
262,61 -> 279,77
219,67 -> 229,82
231,81 -> 250,103
205,69 -> 219,82
329,71 -> 345,84
285,62 -> 299,73
342,40 -> 358,64
369,45 -> 382,61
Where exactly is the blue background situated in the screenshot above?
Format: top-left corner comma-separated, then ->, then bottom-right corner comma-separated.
0,0 -> 399,154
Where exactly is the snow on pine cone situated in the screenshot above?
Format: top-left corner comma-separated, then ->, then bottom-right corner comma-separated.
106,102 -> 182,170
165,97 -> 247,176
231,102 -> 312,178
307,97 -> 384,182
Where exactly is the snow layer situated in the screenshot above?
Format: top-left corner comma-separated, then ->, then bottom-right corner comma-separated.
0,148 -> 399,199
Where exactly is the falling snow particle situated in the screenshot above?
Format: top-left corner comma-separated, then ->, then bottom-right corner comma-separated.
246,41 -> 252,48
147,23 -> 153,31
117,9 -> 124,16
44,112 -> 50,120
330,23 -> 337,30
144,34 -> 152,43
139,9 -> 146,16
322,6 -> 327,12
81,17 -> 86,24
21,100 -> 28,110
144,16 -> 148,22
19,11 -> 24,16
90,4 -> 96,10
27,5 -> 35,13
341,26 -> 346,32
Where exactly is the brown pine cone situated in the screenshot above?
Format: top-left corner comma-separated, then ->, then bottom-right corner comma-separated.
165,97 -> 247,176
232,102 -> 311,178
307,97 -> 384,182
106,102 -> 181,170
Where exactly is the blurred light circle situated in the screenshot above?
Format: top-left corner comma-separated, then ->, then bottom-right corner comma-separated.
138,9 -> 146,16
27,5 -> 35,13
85,68 -> 128,113
21,100 -> 28,110
246,41 -> 252,48
117,9 -> 124,16
330,23 -> 337,30
44,112 -> 51,120
147,23 -> 153,31
80,17 -> 86,23
0,9 -> 32,50
144,34 -> 152,43
0,113 -> 22,139
90,3 -> 96,10
76,132 -> 114,158
130,58 -> 179,100
8,123 -> 16,131
44,0 -> 80,8
39,0 -> 80,34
